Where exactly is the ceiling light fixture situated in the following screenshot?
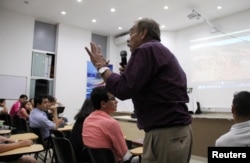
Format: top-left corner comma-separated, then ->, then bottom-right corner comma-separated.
77,0 -> 82,2
118,27 -> 122,30
217,6 -> 222,10
92,19 -> 97,23
164,6 -> 169,10
110,8 -> 116,12
61,11 -> 66,15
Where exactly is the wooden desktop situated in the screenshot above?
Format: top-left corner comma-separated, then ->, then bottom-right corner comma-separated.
0,144 -> 43,156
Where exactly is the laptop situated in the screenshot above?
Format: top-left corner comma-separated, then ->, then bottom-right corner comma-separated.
56,106 -> 65,114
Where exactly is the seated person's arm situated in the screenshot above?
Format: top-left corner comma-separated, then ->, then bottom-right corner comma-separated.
49,106 -> 64,129
109,123 -> 129,161
20,109 -> 29,118
0,138 -> 33,153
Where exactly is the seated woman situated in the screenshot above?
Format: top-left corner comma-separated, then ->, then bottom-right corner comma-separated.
17,101 -> 33,120
0,135 -> 37,163
70,98 -> 94,163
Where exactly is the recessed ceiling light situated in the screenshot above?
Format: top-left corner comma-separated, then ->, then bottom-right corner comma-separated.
164,6 -> 169,10
77,0 -> 82,2
110,8 -> 116,12
118,27 -> 122,30
92,19 -> 97,23
217,6 -> 222,10
161,25 -> 165,29
61,11 -> 66,15
138,17 -> 143,20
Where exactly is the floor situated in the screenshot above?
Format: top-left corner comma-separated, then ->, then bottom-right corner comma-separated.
190,155 -> 207,163
34,152 -> 207,163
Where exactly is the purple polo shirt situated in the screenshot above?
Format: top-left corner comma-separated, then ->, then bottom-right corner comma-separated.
106,40 -> 191,131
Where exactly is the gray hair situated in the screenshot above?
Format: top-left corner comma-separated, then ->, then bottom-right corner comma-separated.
135,18 -> 161,41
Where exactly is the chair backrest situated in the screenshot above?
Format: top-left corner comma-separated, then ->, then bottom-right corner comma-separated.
0,114 -> 13,129
50,129 -> 65,162
87,147 -> 118,163
12,116 -> 30,133
30,127 -> 53,162
50,129 -> 65,138
51,134 -> 78,163
30,127 -> 47,148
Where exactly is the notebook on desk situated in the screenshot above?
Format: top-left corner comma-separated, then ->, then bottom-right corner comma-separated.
56,106 -> 65,114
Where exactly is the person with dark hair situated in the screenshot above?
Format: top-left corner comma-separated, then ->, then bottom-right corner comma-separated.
83,86 -> 132,163
46,95 -> 56,121
70,98 -> 94,163
85,18 -> 192,163
47,95 -> 67,124
9,94 -> 28,117
0,98 -> 8,114
29,98 -> 35,108
17,101 -> 33,120
216,91 -> 250,146
29,94 -> 64,139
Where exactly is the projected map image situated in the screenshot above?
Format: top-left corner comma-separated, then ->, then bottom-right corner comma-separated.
190,31 -> 250,83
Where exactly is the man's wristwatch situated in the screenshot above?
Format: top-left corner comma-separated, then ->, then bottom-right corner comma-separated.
98,67 -> 110,76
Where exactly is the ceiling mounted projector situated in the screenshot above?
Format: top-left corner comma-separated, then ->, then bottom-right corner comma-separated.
187,10 -> 201,20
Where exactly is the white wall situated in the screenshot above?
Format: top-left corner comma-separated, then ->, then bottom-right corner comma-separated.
0,9 -> 34,106
0,9 -> 34,77
107,36 -> 134,112
55,24 -> 91,123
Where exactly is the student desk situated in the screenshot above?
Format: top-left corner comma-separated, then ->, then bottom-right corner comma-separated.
9,133 -> 38,141
113,116 -> 144,144
0,144 -> 44,156
130,146 -> 143,163
113,112 -> 234,158
57,124 -> 73,132
0,129 -> 11,135
57,124 -> 73,139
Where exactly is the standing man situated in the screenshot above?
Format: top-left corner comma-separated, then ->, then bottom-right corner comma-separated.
85,18 -> 192,163
9,94 -> 28,117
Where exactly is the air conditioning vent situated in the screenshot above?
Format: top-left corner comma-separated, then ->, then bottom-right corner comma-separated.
114,32 -> 129,45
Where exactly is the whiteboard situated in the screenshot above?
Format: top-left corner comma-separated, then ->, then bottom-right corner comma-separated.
0,75 -> 27,99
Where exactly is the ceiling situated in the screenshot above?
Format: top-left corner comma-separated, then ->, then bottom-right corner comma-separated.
1,0 -> 250,36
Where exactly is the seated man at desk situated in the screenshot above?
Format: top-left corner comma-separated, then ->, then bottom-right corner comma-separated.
216,91 -> 250,146
29,94 -> 64,140
83,86 -> 135,163
0,135 -> 36,163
